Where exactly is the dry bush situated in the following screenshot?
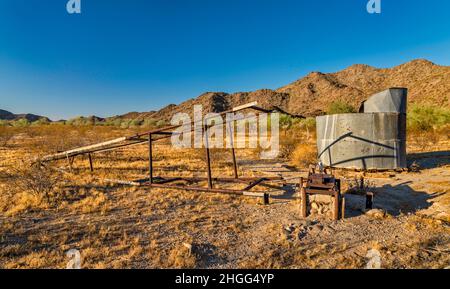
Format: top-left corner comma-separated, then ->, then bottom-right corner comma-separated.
0,126 -> 15,147
278,131 -> 297,159
21,125 -> 128,155
167,245 -> 197,268
346,177 -> 375,195
290,143 -> 317,168
6,162 -> 63,206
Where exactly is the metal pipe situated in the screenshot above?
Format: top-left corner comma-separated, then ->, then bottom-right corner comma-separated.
243,178 -> 267,191
145,182 -> 267,198
151,176 -> 282,183
88,153 -> 93,172
228,120 -> 238,179
300,177 -> 307,218
204,124 -> 213,189
148,133 -> 153,184
366,192 -> 374,209
333,191 -> 339,221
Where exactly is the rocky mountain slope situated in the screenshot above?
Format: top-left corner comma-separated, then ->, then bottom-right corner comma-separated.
111,59 -> 449,121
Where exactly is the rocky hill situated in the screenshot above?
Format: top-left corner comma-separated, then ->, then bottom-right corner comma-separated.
0,109 -> 51,122
113,59 -> 449,121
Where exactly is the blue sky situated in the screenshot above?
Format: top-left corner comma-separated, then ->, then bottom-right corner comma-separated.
0,0 -> 449,120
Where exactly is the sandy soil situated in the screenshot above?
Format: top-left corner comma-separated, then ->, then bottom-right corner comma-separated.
0,133 -> 449,269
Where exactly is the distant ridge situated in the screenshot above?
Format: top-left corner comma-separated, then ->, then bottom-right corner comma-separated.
0,109 -> 51,122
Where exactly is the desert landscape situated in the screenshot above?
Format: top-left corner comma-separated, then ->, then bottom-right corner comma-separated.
0,59 -> 449,269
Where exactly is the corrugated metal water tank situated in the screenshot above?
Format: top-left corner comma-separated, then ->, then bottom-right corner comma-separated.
316,88 -> 407,170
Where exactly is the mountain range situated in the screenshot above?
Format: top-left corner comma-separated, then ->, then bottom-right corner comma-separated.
0,109 -> 51,122
2,59 -> 449,122
108,58 -> 449,121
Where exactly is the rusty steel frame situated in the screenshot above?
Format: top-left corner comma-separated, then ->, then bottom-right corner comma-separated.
39,102 -> 282,204
140,121 -> 277,204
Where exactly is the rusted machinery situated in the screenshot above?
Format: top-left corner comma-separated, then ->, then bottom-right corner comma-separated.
299,168 -> 344,220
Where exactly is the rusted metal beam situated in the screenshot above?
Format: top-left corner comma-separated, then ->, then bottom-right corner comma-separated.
333,191 -> 339,221
300,178 -> 307,218
243,178 -> 267,191
366,192 -> 374,209
155,177 -> 183,184
227,121 -> 239,179
148,176 -> 282,184
145,182 -> 267,198
148,133 -> 153,184
88,153 -> 94,172
204,124 -> 213,189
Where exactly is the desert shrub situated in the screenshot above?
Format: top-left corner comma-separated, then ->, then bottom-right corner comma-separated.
7,163 -> 63,206
129,119 -> 143,127
0,126 -> 15,147
11,119 -> 30,127
104,118 -> 124,127
119,119 -> 133,129
407,105 -> 450,132
346,177 -> 375,195
297,117 -> 316,140
142,118 -> 157,128
327,101 -> 356,115
67,116 -> 97,126
0,120 -> 10,126
279,139 -> 297,159
167,245 -> 197,268
30,118 -> 51,126
156,120 -> 167,127
279,114 -> 294,130
290,143 -> 317,168
299,117 -> 316,129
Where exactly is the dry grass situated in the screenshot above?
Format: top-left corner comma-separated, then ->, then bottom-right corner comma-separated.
0,124 -> 449,269
290,143 -> 317,168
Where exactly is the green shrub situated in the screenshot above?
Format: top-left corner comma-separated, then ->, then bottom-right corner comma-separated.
0,120 -> 10,126
156,120 -> 167,127
142,118 -> 157,128
299,117 -> 316,130
11,119 -> 30,127
30,118 -> 50,126
327,101 -> 356,114
407,105 -> 450,132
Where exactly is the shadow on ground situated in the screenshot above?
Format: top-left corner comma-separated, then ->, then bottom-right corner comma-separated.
344,181 -> 445,218
407,150 -> 449,170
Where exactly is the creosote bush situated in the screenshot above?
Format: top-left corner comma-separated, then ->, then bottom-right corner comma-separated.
407,105 -> 450,132
327,101 -> 356,115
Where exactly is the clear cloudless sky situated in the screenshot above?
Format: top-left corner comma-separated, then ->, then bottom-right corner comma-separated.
0,0 -> 449,120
